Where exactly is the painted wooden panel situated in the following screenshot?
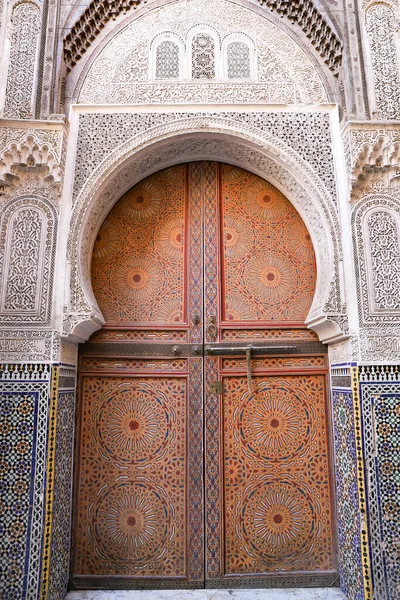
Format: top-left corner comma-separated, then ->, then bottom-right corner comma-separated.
91,166 -> 187,325
220,164 -> 316,324
74,375 -> 187,577
223,373 -> 335,575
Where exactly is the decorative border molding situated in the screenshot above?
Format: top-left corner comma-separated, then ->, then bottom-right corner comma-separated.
40,365 -> 59,599
350,366 -> 373,600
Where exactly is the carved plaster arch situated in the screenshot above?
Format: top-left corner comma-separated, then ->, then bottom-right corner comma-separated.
64,0 -> 340,108
64,116 -> 345,344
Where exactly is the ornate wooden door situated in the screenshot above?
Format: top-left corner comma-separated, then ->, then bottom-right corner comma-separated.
72,163 -> 337,589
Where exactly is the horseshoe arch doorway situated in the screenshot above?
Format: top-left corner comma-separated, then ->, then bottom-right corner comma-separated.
72,162 -> 338,589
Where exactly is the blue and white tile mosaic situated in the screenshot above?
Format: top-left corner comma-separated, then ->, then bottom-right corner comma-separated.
359,366 -> 400,600
332,388 -> 364,600
0,364 -> 51,600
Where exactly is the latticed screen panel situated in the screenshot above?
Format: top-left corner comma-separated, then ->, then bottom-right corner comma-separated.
227,41 -> 251,79
191,33 -> 216,79
155,40 -> 180,79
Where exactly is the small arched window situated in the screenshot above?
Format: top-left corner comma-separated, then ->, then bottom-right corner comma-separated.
155,40 -> 180,80
191,33 -> 215,79
226,41 -> 251,79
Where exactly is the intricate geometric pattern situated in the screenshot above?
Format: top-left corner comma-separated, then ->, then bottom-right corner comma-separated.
221,165 -> 316,322
223,374 -> 334,574
0,392 -> 37,599
47,391 -> 75,600
0,366 -> 51,600
155,41 -> 180,79
74,376 -> 186,576
4,2 -> 40,118
191,33 -> 215,79
227,41 -> 251,79
373,392 -> 400,599
331,389 -> 364,600
187,358 -> 204,581
91,166 -> 186,324
359,367 -> 400,600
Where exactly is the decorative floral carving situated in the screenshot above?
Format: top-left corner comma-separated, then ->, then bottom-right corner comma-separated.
352,196 -> 400,327
0,196 -> 57,326
4,2 -> 41,119
367,210 -> 400,312
1,208 -> 45,313
366,4 -> 400,120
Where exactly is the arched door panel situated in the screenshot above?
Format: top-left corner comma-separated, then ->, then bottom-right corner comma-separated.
72,163 -> 337,589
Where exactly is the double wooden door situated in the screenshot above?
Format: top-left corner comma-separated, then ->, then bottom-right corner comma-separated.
72,163 -> 337,589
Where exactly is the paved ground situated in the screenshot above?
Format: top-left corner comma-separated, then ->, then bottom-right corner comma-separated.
66,588 -> 346,600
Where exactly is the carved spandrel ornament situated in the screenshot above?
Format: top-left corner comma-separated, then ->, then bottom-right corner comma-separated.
63,110 -> 347,344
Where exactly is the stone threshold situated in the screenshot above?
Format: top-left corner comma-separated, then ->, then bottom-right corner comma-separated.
66,589 -> 346,600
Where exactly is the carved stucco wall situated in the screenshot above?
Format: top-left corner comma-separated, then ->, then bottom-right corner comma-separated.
3,1 -> 41,119
347,123 -> 400,364
66,0 -> 335,107
364,2 -> 400,120
0,122 -> 66,363
62,108 -> 347,344
352,195 -> 400,363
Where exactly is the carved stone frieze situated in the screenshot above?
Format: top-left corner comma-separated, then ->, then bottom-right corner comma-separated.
0,329 -> 58,362
64,109 -> 346,343
63,0 -> 342,76
60,340 -> 78,366
328,337 -> 359,365
359,327 -> 400,363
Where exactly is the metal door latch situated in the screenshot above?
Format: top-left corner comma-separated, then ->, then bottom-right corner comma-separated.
210,380 -> 223,394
